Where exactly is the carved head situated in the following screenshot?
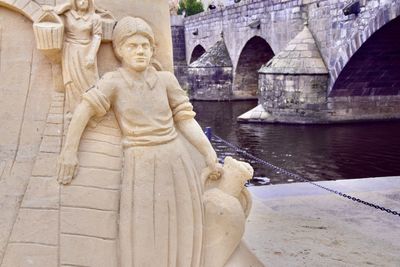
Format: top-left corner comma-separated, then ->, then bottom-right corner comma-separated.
219,156 -> 253,198
71,0 -> 95,13
113,17 -> 155,72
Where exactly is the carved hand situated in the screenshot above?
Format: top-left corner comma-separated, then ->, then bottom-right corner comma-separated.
85,56 -> 95,68
206,151 -> 223,180
57,150 -> 79,185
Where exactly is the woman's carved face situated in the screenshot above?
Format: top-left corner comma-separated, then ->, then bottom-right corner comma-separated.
76,0 -> 89,11
120,34 -> 153,72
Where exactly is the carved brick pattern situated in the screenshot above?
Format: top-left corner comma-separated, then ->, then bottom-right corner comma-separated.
0,0 -> 44,21
59,111 -> 122,267
1,92 -> 63,267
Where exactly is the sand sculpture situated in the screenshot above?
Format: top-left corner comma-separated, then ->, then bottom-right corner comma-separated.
57,16 -> 263,267
35,0 -> 115,113
0,1 -> 264,266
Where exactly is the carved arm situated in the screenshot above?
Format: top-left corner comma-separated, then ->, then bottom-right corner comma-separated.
175,119 -> 222,178
86,34 -> 102,68
57,101 -> 96,184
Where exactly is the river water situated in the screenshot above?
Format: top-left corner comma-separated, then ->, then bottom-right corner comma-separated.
193,100 -> 400,185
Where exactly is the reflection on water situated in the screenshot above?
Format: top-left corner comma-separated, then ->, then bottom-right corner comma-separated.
193,100 -> 400,185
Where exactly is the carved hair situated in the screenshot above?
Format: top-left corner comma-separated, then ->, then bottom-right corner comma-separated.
112,17 -> 155,60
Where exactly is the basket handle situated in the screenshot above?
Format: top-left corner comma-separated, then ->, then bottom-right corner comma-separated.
38,10 -> 63,25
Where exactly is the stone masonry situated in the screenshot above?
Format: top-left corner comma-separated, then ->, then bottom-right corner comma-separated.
171,15 -> 190,91
330,15 -> 400,97
184,0 -> 305,70
239,25 -> 329,123
188,39 -> 233,100
184,0 -> 400,93
233,36 -> 274,99
178,0 -> 400,123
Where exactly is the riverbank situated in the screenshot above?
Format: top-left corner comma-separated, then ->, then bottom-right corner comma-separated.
244,176 -> 400,267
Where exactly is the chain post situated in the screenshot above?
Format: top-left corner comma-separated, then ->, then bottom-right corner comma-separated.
205,127 -> 212,141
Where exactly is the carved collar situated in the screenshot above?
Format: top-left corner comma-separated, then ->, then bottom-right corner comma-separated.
70,9 -> 91,21
118,67 -> 158,90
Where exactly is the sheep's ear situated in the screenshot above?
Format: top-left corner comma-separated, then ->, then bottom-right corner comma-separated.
224,156 -> 234,164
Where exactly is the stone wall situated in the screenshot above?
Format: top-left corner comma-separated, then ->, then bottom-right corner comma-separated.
258,74 -> 328,123
327,95 -> 400,122
188,67 -> 233,100
171,15 -> 189,91
184,0 -> 305,70
307,0 -> 400,91
233,36 -> 274,98
181,0 -> 400,123
184,0 -> 400,93
330,15 -> 400,97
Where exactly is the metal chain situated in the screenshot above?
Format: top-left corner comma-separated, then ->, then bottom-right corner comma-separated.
211,134 -> 400,218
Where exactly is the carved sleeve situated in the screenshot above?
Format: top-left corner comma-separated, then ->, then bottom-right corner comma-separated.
92,14 -> 103,36
82,72 -> 115,116
166,72 -> 196,122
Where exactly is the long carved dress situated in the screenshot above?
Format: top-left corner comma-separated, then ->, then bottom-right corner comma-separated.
61,8 -> 102,112
82,67 -> 204,267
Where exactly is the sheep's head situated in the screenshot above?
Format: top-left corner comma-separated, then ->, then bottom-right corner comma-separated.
219,156 -> 254,198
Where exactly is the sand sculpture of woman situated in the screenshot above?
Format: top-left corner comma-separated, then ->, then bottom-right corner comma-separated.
57,16 -> 219,266
57,16 -> 263,267
44,0 -> 104,113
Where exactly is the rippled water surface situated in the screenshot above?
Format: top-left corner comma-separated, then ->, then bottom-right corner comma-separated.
193,100 -> 400,185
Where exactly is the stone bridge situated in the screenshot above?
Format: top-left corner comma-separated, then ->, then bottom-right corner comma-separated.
173,0 -> 400,122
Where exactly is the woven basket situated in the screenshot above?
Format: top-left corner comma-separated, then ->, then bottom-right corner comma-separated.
101,18 -> 116,42
33,12 -> 64,50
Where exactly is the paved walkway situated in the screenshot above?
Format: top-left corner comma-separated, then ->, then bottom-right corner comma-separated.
244,176 -> 400,267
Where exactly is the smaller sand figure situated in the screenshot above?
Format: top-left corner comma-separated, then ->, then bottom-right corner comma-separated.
43,0 -> 104,113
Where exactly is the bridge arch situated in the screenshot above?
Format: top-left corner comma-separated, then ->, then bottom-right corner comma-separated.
233,35 -> 274,98
189,44 -> 206,64
0,0 -> 44,22
330,14 -> 400,97
330,2 -> 400,93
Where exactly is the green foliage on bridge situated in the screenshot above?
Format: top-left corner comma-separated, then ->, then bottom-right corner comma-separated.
178,0 -> 204,17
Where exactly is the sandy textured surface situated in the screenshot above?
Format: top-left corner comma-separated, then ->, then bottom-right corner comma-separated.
244,177 -> 400,267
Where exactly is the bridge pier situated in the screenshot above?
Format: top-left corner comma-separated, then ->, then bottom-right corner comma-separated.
188,39 -> 234,100
239,25 -> 330,123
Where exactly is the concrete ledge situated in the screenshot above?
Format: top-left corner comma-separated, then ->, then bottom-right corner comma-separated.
250,176 -> 400,199
244,176 -> 400,266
